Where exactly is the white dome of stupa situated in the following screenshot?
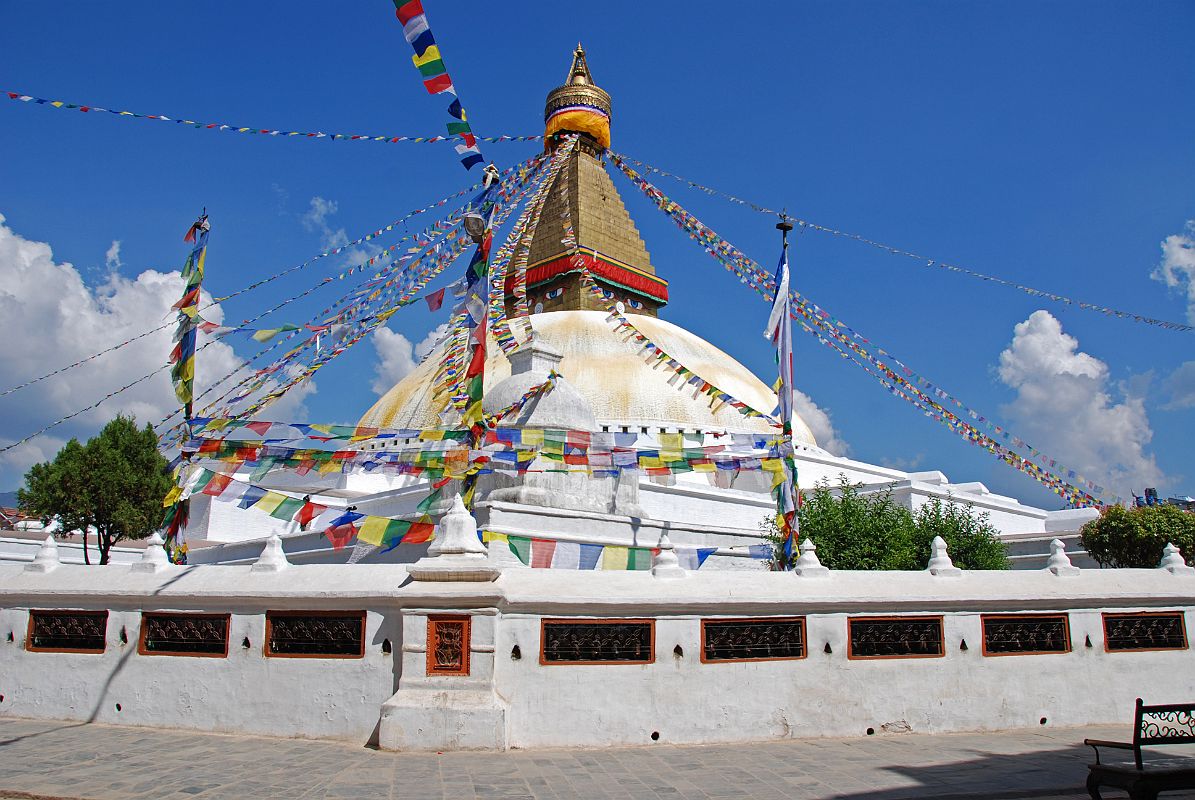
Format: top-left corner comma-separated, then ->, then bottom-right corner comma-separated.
359,310 -> 818,446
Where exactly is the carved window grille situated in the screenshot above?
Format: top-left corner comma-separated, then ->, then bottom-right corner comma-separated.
981,614 -> 1071,656
427,615 -> 471,676
265,611 -> 365,658
1103,612 -> 1188,652
848,616 -> 944,659
27,610 -> 107,653
701,618 -> 806,662
139,613 -> 230,657
541,619 -> 654,664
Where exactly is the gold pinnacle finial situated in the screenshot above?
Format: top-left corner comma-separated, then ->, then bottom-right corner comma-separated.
568,43 -> 591,86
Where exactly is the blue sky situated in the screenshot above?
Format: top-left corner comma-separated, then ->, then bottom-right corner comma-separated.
0,1 -> 1192,509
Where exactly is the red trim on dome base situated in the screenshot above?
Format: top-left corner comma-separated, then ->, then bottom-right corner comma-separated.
505,250 -> 669,303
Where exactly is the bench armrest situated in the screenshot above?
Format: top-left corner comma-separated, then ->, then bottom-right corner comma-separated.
1085,739 -> 1134,765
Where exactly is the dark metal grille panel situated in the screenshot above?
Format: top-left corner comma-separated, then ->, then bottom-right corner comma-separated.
1104,613 -> 1187,651
142,614 -> 228,655
703,619 -> 805,661
428,618 -> 468,675
983,615 -> 1070,654
28,610 -> 107,652
849,617 -> 943,658
267,612 -> 364,657
542,621 -> 652,663
1140,708 -> 1195,743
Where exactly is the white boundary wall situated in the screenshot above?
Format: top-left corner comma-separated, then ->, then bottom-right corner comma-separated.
1,552 -> 1193,749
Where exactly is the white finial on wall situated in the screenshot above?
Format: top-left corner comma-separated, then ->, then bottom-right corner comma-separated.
1160,543 -> 1195,575
794,538 -> 829,578
651,533 -> 686,579
251,533 -> 290,573
25,534 -> 60,573
927,536 -> 962,577
131,531 -> 173,573
1045,538 -> 1080,576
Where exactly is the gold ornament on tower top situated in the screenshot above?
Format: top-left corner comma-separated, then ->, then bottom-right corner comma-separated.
544,44 -> 612,150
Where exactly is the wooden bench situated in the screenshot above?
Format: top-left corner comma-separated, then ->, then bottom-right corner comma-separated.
1085,698 -> 1195,799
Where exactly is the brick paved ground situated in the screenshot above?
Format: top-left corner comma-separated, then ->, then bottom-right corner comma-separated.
2,717 -> 1194,800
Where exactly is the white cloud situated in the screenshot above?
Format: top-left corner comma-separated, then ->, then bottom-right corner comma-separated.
1152,219 -> 1195,324
300,195 -> 370,271
1163,361 -> 1195,411
104,240 -> 122,271
996,310 -> 1164,499
370,323 -> 448,396
792,389 -> 850,457
0,213 -> 314,485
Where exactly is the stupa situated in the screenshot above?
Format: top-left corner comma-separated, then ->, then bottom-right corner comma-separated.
180,47 -> 1099,568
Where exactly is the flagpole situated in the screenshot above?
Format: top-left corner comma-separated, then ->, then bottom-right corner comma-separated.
768,213 -> 799,568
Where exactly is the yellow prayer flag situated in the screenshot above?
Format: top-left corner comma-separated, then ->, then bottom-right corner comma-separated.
162,486 -> 182,507
357,516 -> 388,546
254,491 -> 286,515
411,45 -> 442,68
601,546 -> 629,570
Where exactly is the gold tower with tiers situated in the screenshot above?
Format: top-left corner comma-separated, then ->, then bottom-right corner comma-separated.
506,46 -> 669,318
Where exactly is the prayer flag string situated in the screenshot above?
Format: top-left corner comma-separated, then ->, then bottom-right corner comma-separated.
610,151 -> 1193,335
2,89 -> 539,148
392,1 -> 486,170
606,153 -> 1113,507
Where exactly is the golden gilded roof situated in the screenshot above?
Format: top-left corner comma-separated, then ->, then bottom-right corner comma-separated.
358,310 -> 818,446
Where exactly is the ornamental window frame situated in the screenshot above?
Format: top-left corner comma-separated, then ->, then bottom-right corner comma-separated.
26,609 -> 108,654
979,613 -> 1072,657
699,617 -> 808,664
426,615 -> 471,676
1101,611 -> 1189,653
137,612 -> 231,659
846,615 -> 946,661
264,610 -> 366,659
539,618 -> 655,666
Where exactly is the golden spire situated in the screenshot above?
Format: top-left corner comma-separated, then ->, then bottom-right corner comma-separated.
544,44 -> 612,149
567,43 -> 591,86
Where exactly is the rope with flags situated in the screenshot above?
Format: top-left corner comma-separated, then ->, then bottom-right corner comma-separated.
393,0 -> 485,170
2,89 -> 539,147
171,212 -> 211,422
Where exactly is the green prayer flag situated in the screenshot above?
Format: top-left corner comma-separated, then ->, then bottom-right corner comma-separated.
508,535 -> 531,565
268,496 -> 305,521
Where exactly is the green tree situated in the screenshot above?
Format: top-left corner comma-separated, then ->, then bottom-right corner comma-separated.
18,416 -> 172,565
765,476 -> 1008,570
1080,504 -> 1195,568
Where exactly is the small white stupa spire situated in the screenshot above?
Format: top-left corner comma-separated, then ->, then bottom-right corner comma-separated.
794,538 -> 829,578
25,534 -> 60,573
927,536 -> 962,577
251,533 -> 291,573
651,533 -> 686,579
1045,538 -> 1080,576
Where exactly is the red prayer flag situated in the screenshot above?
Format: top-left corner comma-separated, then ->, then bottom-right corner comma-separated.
422,74 -> 454,95
395,0 -> 423,25
200,473 -> 233,497
403,521 -> 435,544
245,421 -> 272,436
325,523 -> 357,550
425,287 -> 446,311
171,286 -> 200,311
530,538 -> 557,568
295,500 -> 327,530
